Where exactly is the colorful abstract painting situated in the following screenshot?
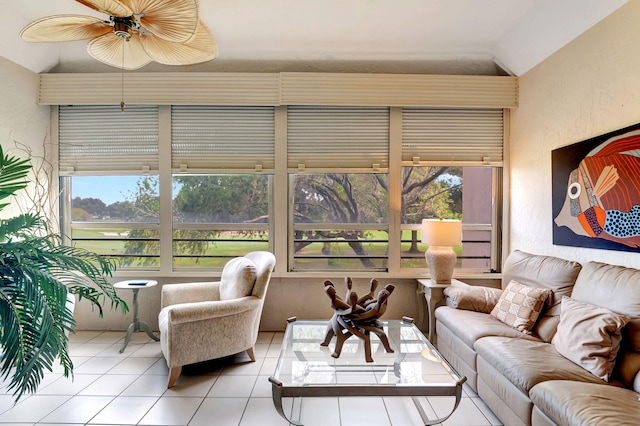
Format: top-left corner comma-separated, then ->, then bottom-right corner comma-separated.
552,123 -> 640,252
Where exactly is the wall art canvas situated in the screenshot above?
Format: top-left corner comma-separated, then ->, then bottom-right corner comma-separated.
552,123 -> 640,252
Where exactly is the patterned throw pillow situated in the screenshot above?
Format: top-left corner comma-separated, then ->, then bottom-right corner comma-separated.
490,280 -> 551,333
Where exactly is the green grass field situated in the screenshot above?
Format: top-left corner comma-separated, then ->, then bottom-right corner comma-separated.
70,228 -> 444,269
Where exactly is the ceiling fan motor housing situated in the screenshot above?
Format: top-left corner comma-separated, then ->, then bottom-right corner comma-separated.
112,16 -> 137,40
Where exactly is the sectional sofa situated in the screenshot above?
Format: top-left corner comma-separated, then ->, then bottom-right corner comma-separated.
435,250 -> 640,426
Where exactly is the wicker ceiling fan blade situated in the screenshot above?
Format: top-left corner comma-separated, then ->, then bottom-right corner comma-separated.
87,32 -> 152,70
123,0 -> 199,43
20,15 -> 113,42
75,0 -> 133,17
140,21 -> 217,66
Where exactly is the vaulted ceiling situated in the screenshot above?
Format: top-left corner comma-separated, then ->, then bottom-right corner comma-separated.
0,0 -> 629,76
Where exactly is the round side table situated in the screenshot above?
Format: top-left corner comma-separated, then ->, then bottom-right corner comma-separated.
113,279 -> 160,353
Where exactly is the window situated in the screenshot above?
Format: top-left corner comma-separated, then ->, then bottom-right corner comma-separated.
400,166 -> 499,272
57,104 -> 503,276
291,173 -> 388,271
64,175 -> 160,268
172,174 -> 271,269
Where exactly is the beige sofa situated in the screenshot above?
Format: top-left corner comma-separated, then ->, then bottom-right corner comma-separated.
435,250 -> 640,426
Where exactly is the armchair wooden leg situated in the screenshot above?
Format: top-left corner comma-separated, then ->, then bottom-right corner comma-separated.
247,347 -> 256,362
167,366 -> 182,388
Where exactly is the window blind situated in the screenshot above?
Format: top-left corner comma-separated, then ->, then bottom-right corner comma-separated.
287,106 -> 389,170
171,106 -> 275,171
402,108 -> 504,164
58,105 -> 159,175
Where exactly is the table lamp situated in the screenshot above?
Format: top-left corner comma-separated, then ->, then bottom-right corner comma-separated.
421,219 -> 462,284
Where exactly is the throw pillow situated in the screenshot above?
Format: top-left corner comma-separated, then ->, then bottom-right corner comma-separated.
219,257 -> 257,300
443,286 -> 503,313
490,280 -> 551,333
552,296 -> 630,382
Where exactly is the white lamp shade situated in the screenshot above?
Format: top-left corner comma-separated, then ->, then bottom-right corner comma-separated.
421,219 -> 462,247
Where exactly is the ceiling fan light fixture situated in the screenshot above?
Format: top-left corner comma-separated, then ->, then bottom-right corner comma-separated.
112,16 -> 135,40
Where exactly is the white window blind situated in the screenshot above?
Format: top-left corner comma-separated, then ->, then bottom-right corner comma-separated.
58,105 -> 159,175
402,108 -> 504,164
287,106 -> 389,170
171,106 -> 275,171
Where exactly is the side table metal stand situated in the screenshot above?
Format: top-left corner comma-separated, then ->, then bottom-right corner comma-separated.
113,279 -> 160,353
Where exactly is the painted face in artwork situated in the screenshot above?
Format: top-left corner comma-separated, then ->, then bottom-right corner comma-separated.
554,129 -> 640,248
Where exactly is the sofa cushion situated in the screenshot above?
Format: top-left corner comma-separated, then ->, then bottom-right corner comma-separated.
475,336 -> 604,394
435,307 -> 541,350
490,280 -> 551,334
443,285 -> 502,313
530,380 -> 640,426
552,296 -> 630,381
219,257 -> 257,300
501,250 -> 582,342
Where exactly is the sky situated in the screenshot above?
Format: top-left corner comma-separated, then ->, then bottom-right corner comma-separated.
72,176 -> 143,205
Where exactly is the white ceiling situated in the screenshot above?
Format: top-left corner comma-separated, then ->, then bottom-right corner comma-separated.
0,0 -> 629,76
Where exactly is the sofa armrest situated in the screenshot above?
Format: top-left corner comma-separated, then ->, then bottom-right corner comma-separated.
163,296 -> 259,324
161,281 -> 221,308
443,285 -> 503,313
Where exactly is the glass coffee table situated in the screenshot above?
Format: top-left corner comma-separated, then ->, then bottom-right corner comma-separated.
269,317 -> 466,426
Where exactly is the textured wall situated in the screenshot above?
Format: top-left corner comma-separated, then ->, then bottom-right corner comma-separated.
510,0 -> 640,269
0,56 -> 50,219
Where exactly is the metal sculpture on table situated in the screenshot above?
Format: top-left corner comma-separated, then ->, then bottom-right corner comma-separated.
321,277 -> 395,362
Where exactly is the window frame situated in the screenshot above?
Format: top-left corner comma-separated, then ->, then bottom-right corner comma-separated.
57,105 -> 505,278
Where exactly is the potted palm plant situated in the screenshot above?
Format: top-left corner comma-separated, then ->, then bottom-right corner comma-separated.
0,145 -> 127,401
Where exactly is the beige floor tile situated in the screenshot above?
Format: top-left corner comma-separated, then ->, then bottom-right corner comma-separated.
239,397 -> 291,426
88,395 -> 158,424
208,375 -> 257,398
471,397 -> 503,426
251,343 -> 270,358
121,373 -> 169,397
259,357 -> 279,376
221,359 -> 265,376
73,356 -> 123,374
266,343 -> 283,358
429,396 -> 492,426
250,375 -> 273,398
68,330 -> 103,343
0,336 -> 503,426
39,395 -> 114,424
129,341 -> 163,357
339,396 -> 392,426
256,332 -> 274,343
108,356 -> 159,374
164,375 -> 217,397
0,395 -> 71,423
138,396 -> 203,425
78,374 -> 139,396
35,372 -> 65,390
37,374 -> 101,395
299,397 -> 341,426
85,331 -> 126,344
189,397 -> 249,426
145,358 -> 170,375
384,396 -> 436,426
68,343 -> 113,357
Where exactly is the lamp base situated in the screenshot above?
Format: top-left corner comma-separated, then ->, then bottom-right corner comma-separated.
425,246 -> 456,284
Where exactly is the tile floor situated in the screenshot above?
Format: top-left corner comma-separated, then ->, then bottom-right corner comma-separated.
0,331 -> 503,426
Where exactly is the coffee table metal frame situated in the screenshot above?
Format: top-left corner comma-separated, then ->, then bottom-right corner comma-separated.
269,317 -> 466,426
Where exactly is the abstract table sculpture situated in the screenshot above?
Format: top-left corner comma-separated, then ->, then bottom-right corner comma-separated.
321,277 -> 395,362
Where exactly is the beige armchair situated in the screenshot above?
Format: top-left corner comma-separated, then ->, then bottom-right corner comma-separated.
158,251 -> 276,387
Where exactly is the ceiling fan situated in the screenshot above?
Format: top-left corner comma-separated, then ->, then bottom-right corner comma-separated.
19,0 -> 218,70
